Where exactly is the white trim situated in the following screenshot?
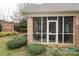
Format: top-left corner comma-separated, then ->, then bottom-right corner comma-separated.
47,20 -> 58,43
47,17 -> 49,43
41,17 -> 43,43
56,17 -> 58,44
62,17 -> 64,44
32,42 -> 74,46
48,20 -> 57,22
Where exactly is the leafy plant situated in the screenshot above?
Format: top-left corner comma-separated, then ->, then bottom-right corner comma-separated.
27,44 -> 46,56
14,19 -> 27,32
6,35 -> 27,49
68,47 -> 79,52
0,32 -> 17,37
0,32 -> 6,37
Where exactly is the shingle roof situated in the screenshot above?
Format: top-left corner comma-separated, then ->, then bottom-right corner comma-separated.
25,3 -> 79,12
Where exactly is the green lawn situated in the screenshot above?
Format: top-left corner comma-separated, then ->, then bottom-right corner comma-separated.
0,35 -> 78,56
0,36 -> 27,56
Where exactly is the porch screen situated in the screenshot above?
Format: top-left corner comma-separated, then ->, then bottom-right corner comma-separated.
33,17 -> 47,43
33,16 -> 73,44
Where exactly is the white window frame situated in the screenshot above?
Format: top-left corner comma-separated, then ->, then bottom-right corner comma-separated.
47,20 -> 58,44
32,16 -> 74,45
63,16 -> 73,44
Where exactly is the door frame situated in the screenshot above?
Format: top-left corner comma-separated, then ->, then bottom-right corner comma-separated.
47,20 -> 58,44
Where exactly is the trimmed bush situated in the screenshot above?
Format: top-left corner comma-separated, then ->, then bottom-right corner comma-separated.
11,32 -> 18,35
0,32 -> 6,37
27,44 -> 46,56
6,35 -> 27,49
0,32 -> 17,37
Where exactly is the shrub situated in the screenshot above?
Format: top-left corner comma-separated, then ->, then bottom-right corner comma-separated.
0,32 -> 17,37
0,32 -> 6,37
6,32 -> 18,36
6,35 -> 27,49
27,44 -> 46,56
68,47 -> 79,52
11,32 -> 18,35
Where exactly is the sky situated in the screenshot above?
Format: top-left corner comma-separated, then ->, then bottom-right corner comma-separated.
0,2 -> 17,21
0,0 -> 79,21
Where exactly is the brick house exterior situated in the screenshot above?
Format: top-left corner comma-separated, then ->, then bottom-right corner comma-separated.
0,20 -> 14,32
25,3 -> 79,48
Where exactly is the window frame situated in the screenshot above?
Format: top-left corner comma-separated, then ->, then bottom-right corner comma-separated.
63,16 -> 73,44
32,16 -> 75,44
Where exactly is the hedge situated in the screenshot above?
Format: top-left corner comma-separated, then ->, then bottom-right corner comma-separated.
0,32 -> 18,37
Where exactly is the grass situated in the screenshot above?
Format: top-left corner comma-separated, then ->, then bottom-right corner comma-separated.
0,35 -> 27,56
0,35 -> 78,56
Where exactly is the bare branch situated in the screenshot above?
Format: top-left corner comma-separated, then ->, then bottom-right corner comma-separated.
11,3 -> 27,22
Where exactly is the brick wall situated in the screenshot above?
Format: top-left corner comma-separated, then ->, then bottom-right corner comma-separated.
27,16 -> 33,44
0,21 -> 14,32
75,16 -> 79,48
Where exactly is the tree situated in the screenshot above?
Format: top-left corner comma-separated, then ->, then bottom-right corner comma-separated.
11,3 -> 27,32
11,3 -> 27,23
14,18 -> 27,32
19,19 -> 27,32
0,23 -> 2,32
14,23 -> 20,32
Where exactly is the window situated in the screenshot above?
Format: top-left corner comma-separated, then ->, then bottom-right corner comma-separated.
43,17 -> 47,33
33,17 -> 47,43
58,17 -> 63,43
64,16 -> 73,43
33,17 -> 41,33
33,16 -> 73,44
43,17 -> 47,43
33,17 -> 41,42
64,34 -> 73,43
58,17 -> 62,33
64,16 -> 73,33
49,35 -> 56,42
